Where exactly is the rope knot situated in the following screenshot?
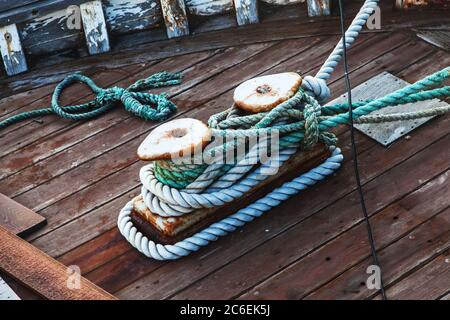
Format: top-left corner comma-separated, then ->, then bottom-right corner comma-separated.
301,76 -> 331,102
301,91 -> 337,148
44,72 -> 181,122
95,86 -> 125,106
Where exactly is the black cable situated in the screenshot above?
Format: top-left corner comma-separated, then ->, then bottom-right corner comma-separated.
336,0 -> 387,300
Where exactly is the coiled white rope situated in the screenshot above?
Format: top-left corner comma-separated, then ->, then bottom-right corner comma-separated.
118,0 -> 378,260
118,147 -> 343,260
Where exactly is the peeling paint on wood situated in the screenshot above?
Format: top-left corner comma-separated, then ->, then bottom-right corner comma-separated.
160,0 -> 190,38
19,8 -> 83,56
0,0 -> 317,72
0,24 -> 27,76
103,0 -> 162,33
395,0 -> 450,9
395,0 -> 427,8
80,0 -> 110,55
306,0 -> 330,17
234,0 -> 259,25
260,0 -> 305,4
186,0 -> 233,16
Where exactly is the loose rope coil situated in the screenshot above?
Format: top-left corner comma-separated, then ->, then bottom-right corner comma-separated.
0,72 -> 181,130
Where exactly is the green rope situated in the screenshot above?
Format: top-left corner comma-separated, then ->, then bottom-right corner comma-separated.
0,71 -> 182,130
154,162 -> 208,189
2,65 -> 448,190
158,67 -> 450,188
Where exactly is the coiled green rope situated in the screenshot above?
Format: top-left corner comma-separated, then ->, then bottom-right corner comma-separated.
154,67 -> 450,188
0,71 -> 181,130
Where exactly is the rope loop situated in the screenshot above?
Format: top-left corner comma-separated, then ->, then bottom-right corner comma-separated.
0,71 -> 181,130
302,91 -> 338,148
301,76 -> 331,102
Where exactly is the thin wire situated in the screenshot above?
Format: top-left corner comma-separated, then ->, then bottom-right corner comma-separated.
337,0 -> 387,300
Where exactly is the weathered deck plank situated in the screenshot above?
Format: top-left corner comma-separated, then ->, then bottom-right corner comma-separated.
0,50 -> 217,181
0,44 -> 274,183
306,205 -> 450,299
0,31 -> 389,197
0,43 -> 274,159
26,32 -> 414,242
235,136 -> 450,300
375,248 -> 450,300
27,34 -> 378,254
1,26 -> 449,299
3,4 -> 448,97
0,61 -> 159,156
29,31 -> 438,270
123,129 -> 450,299
79,67 -> 448,297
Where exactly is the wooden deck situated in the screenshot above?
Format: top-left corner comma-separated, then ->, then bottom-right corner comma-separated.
0,8 -> 449,300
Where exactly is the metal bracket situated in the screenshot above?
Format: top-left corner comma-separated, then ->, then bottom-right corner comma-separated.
327,72 -> 449,146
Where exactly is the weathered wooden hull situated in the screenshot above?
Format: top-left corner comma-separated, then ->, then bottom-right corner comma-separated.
0,0 -> 333,76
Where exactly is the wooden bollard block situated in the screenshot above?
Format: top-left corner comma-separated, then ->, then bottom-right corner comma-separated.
131,144 -> 330,244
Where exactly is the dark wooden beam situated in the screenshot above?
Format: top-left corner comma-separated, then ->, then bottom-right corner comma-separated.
0,224 -> 116,300
0,193 -> 46,237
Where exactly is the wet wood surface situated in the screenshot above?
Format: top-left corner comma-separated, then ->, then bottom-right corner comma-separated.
0,15 -> 449,299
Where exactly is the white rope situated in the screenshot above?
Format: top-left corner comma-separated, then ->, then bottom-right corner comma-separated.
141,144 -> 297,216
118,147 -> 343,260
117,0 -> 377,260
301,0 -> 379,101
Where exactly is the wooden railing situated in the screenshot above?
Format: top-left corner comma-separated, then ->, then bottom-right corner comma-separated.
0,0 -> 335,76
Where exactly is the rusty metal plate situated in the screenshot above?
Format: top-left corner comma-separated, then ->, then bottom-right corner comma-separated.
327,72 -> 449,146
